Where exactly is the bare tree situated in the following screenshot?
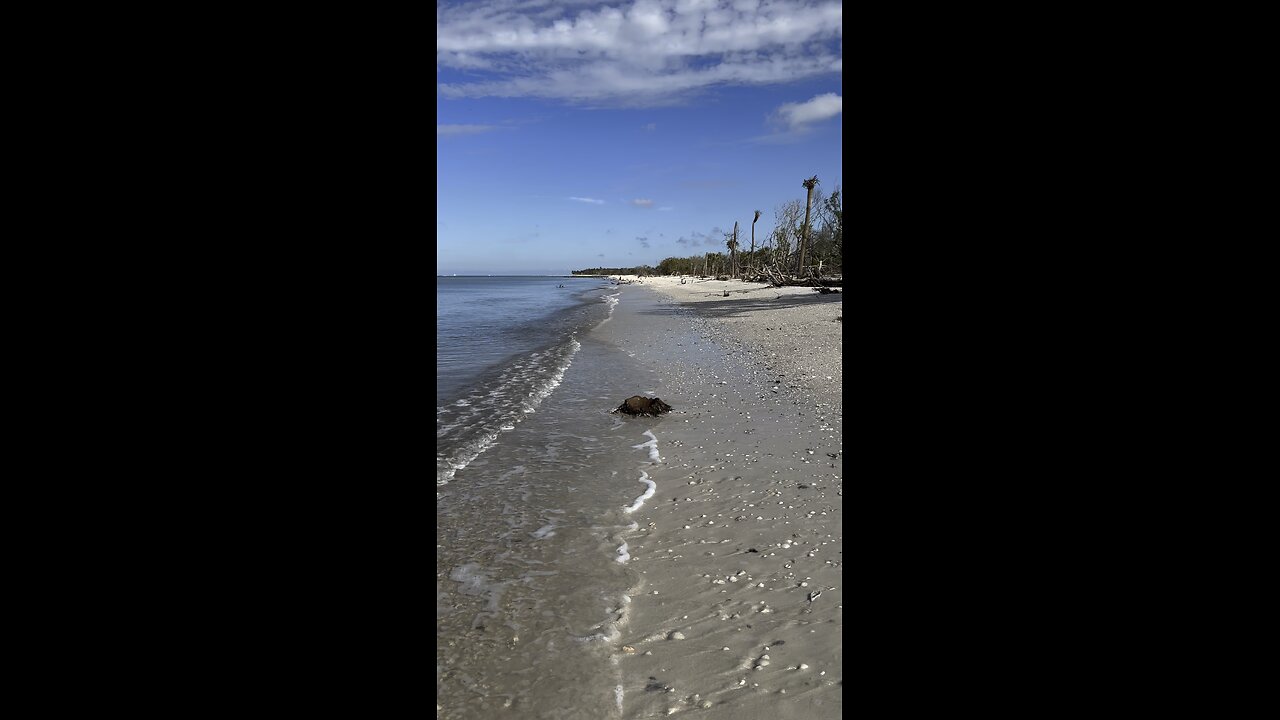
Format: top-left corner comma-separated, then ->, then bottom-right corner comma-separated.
807,188 -> 834,269
750,210 -> 761,272
797,175 -> 819,274
772,199 -> 803,268
726,221 -> 739,278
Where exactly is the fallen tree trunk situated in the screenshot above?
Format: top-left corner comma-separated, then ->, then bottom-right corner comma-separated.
740,264 -> 842,287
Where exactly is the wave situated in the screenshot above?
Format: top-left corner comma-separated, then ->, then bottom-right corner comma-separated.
437,337 -> 582,484
597,291 -> 621,325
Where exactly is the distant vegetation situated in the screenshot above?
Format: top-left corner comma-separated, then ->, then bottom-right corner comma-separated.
570,266 -> 656,276
573,177 -> 841,284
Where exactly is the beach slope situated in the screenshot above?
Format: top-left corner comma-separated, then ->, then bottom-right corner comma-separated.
592,275 -> 843,719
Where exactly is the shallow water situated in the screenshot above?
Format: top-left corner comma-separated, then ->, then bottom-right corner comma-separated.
436,276 -> 610,408
436,276 -> 615,484
437,282 -> 685,719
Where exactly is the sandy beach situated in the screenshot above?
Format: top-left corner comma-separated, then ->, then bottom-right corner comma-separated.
437,1 -> 843,710
591,275 -> 843,718
436,274 -> 842,719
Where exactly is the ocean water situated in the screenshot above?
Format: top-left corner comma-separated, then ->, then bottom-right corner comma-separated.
437,276 -> 673,718
437,276 -> 616,483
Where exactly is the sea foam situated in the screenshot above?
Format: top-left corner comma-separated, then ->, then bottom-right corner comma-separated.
632,429 -> 661,463
623,470 -> 656,514
436,337 -> 581,484
597,292 -> 621,325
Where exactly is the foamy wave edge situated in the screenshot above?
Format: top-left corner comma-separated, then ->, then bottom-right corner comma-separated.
436,337 -> 582,485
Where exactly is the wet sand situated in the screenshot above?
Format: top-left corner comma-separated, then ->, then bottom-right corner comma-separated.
592,275 -> 843,718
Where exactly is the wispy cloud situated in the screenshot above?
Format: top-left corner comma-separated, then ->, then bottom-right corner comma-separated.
569,196 -> 606,204
437,1 -> 842,105
631,198 -> 654,208
642,122 -> 656,131
772,93 -> 842,130
437,124 -> 499,136
676,226 -> 727,248
749,92 -> 843,143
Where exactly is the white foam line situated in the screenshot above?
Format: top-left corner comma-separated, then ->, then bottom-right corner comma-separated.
573,588 -> 630,713
521,337 -> 580,412
436,338 -> 580,484
616,541 -> 630,563
623,470 -> 656,514
632,430 -> 662,463
598,292 -> 621,325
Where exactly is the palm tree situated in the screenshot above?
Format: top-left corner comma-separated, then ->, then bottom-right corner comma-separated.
797,176 -> 819,274
726,221 -> 740,278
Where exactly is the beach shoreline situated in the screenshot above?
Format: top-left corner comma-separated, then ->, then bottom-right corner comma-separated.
589,276 -> 843,718
436,274 -> 842,719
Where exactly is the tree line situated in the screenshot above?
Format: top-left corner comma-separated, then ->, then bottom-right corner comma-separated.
573,176 -> 841,282
570,265 -> 657,276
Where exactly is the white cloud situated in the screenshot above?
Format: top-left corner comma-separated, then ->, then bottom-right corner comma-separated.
631,198 -> 654,207
436,1 -> 842,104
437,124 -> 498,136
569,196 -> 606,204
772,93 -> 842,130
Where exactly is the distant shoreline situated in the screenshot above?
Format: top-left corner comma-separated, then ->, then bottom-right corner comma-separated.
435,274 -> 599,278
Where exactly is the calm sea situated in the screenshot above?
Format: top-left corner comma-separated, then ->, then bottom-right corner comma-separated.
436,275 -> 615,482
437,275 -> 667,718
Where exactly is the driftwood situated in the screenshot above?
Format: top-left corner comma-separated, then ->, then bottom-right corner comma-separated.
611,396 -> 673,417
745,263 -> 842,288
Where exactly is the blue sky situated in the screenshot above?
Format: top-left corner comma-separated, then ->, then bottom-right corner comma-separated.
437,0 -> 842,276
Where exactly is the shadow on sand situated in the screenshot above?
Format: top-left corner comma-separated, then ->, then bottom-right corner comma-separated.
638,289 -> 844,320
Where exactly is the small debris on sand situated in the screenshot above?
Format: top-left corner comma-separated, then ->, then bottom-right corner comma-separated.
612,395 -> 674,417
